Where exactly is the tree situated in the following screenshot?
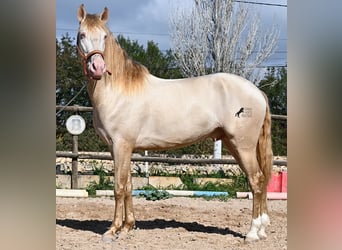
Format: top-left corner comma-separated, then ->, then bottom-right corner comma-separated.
117,35 -> 183,79
56,34 -> 87,108
260,67 -> 287,115
169,0 -> 280,157
56,34 -> 107,151
259,67 -> 287,155
169,0 -> 279,83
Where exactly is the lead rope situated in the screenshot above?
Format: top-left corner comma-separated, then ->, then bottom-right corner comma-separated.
56,83 -> 87,116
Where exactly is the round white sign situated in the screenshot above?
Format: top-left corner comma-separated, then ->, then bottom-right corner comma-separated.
66,115 -> 86,135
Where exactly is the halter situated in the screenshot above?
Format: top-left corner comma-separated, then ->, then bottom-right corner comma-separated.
77,45 -> 112,80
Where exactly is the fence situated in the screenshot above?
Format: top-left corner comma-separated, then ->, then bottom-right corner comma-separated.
56,151 -> 287,165
56,105 -> 287,188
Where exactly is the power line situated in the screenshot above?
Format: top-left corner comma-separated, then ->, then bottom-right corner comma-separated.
56,28 -> 169,37
234,1 -> 287,7
256,64 -> 287,68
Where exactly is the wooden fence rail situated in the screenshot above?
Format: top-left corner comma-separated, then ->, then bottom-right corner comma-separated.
56,151 -> 287,166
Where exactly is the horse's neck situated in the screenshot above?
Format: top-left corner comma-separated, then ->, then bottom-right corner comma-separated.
86,80 -> 108,106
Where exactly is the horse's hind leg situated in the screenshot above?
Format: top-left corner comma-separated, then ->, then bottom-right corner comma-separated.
257,178 -> 270,239
223,139 -> 268,242
241,151 -> 266,242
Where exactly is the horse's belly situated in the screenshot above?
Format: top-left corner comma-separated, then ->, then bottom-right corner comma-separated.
134,133 -> 207,150
134,112 -> 218,150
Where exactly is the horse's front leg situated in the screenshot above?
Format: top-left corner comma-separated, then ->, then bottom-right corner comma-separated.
123,170 -> 135,232
102,140 -> 134,242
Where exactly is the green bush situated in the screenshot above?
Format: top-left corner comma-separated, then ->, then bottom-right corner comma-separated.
138,190 -> 173,201
178,170 -> 249,197
86,166 -> 114,196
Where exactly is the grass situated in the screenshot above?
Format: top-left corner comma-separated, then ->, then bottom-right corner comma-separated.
225,171 -> 250,196
86,166 -> 114,196
177,170 -> 249,197
200,194 -> 230,202
85,163 -> 249,199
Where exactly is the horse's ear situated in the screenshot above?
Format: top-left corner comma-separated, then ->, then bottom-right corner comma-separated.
77,4 -> 86,23
100,7 -> 109,23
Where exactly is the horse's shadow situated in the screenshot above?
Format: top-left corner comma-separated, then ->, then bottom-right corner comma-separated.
56,219 -> 244,239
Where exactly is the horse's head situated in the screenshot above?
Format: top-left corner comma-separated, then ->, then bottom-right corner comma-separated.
77,4 -> 110,80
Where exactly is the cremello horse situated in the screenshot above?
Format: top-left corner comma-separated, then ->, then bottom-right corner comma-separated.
76,4 -> 273,243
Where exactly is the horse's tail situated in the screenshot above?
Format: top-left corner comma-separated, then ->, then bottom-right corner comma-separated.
257,92 -> 273,186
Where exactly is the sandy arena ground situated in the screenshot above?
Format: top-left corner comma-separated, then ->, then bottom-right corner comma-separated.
56,196 -> 287,249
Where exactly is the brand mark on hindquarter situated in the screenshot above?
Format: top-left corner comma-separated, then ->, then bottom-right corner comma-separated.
235,107 -> 252,118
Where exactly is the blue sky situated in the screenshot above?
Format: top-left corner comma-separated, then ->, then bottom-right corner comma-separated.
56,0 -> 287,67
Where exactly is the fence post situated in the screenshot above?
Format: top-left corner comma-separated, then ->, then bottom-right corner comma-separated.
71,134 -> 78,189
145,150 -> 149,178
213,139 -> 222,159
65,109 -> 86,189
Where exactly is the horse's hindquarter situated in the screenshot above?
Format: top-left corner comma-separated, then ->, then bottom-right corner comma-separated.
212,73 -> 267,145
135,73 -> 266,149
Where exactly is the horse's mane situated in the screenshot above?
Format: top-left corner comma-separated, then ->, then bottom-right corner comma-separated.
105,33 -> 149,94
83,15 -> 149,94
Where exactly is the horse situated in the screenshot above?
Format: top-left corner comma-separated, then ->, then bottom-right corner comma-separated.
76,4 -> 273,243
235,107 -> 245,118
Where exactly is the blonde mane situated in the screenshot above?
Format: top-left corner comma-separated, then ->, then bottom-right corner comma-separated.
82,14 -> 149,94
104,33 -> 149,94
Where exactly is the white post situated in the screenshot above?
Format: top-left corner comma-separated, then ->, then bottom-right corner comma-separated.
213,140 -> 222,159
145,150 -> 149,177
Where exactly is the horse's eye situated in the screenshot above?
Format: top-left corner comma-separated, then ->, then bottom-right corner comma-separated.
79,33 -> 86,39
104,35 -> 108,40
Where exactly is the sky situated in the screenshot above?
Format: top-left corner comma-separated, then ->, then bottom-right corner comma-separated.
56,0 -> 287,68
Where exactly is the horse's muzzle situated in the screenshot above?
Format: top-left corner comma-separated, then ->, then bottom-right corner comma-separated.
88,54 -> 107,79
77,47 -> 111,80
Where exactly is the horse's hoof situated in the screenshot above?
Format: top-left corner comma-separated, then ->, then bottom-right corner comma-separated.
257,230 -> 267,239
101,230 -> 118,243
123,223 -> 135,233
102,235 -> 114,243
244,233 -> 260,243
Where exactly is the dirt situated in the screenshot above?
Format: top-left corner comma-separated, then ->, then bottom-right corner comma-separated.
56,196 -> 287,250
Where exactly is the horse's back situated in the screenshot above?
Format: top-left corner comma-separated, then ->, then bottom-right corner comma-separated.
146,72 -> 266,122
153,72 -> 264,102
